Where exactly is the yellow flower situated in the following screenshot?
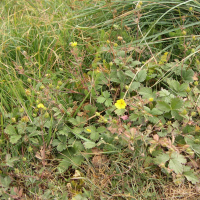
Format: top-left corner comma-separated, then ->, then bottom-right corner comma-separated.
86,129 -> 91,132
70,42 -> 77,47
37,103 -> 45,109
115,99 -> 126,109
149,97 -> 154,102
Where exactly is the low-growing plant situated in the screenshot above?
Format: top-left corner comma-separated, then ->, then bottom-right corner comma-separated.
1,0 -> 200,199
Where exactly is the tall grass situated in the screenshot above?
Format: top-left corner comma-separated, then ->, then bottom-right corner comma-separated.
0,0 -> 200,199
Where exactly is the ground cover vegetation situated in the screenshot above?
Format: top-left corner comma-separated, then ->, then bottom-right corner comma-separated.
0,0 -> 200,199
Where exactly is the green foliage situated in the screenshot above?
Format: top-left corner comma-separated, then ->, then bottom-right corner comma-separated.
1,0 -> 200,198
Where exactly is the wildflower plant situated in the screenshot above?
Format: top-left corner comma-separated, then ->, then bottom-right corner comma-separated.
1,0 -> 200,199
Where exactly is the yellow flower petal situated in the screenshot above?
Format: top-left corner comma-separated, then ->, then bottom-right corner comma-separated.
115,99 -> 126,109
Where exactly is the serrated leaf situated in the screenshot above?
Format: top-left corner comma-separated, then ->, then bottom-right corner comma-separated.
171,98 -> 183,110
68,118 -> 78,126
52,139 -> 60,146
148,116 -> 159,124
168,159 -> 183,174
138,87 -> 154,99
135,70 -> 147,82
182,69 -> 194,82
6,155 -> 19,167
171,152 -> 187,164
10,135 -> 21,144
97,126 -> 106,133
131,60 -> 141,67
58,135 -> 67,143
102,91 -> 110,99
83,141 -> 96,149
171,110 -> 182,120
73,127 -> 83,134
125,70 -> 135,78
144,106 -> 150,112
129,82 -> 140,91
0,176 -> 11,188
169,80 -> 180,91
69,116 -> 86,127
57,158 -> 71,173
129,113 -> 139,121
17,122 -> 26,134
115,108 -> 126,116
97,96 -> 106,103
5,125 -> 17,135
159,89 -> 170,97
57,143 -> 67,152
168,152 -> 187,174
150,108 -> 163,115
154,153 -> 170,165
184,171 -> 199,184
156,101 -> 171,112
71,155 -> 84,169
105,99 -> 113,107
29,137 -> 39,144
117,71 -> 126,82
84,104 -> 96,117
90,132 -> 99,141
44,120 -> 51,128
117,50 -> 125,57
73,141 -> 85,152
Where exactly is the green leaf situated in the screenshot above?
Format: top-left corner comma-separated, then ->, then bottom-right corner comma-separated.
115,108 -> 126,116
17,122 -> 26,134
73,141 -> 84,152
58,127 -> 70,136
6,154 -> 19,167
117,50 -> 125,57
69,116 -> 86,127
0,176 -> 11,188
183,170 -> 199,184
167,80 -> 180,91
150,108 -> 163,115
135,70 -> 147,82
57,158 -> 71,173
168,159 -> 183,174
97,96 -> 106,104
105,99 -> 113,107
117,71 -> 126,82
29,137 -> 39,144
97,126 -> 106,133
102,91 -> 110,99
148,116 -> 159,124
10,135 -> 21,144
125,70 -> 135,78
84,104 -> 96,117
71,155 -> 84,168
129,82 -> 140,91
129,113 -> 139,121
83,141 -> 96,149
156,101 -> 171,112
58,135 -> 67,143
171,152 -> 187,164
52,139 -> 60,146
57,143 -> 67,152
168,152 -> 187,174
159,89 -> 170,97
182,69 -> 194,82
170,98 -> 183,110
154,153 -> 170,165
5,125 -> 17,135
138,87 -> 154,99
171,110 -> 182,120
90,132 -> 99,141
131,60 -> 141,67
